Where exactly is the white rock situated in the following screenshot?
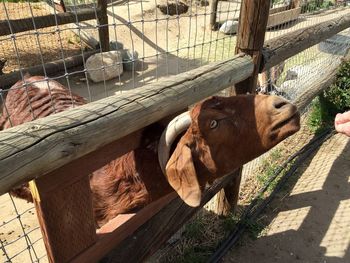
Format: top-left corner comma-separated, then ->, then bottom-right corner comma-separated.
219,20 -> 238,35
280,79 -> 298,100
284,65 -> 310,81
86,51 -> 123,83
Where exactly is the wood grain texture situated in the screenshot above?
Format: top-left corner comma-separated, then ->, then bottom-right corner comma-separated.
100,173 -> 237,263
262,13 -> 350,71
267,7 -> 301,28
71,193 -> 177,263
214,167 -> 242,216
0,8 -> 100,36
235,0 -> 271,93
97,0 -> 109,52
0,54 -> 253,195
210,0 -> 220,30
31,175 -> 97,263
0,51 -> 97,89
269,5 -> 289,15
293,63 -> 340,113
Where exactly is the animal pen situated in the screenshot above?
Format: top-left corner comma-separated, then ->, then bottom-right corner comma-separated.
0,0 -> 350,262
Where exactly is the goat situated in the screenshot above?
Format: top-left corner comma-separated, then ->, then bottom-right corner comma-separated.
1,75 -> 300,227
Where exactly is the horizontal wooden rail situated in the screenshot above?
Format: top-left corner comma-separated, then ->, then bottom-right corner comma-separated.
293,51 -> 350,112
0,8 -> 100,36
0,54 -> 254,195
262,13 -> 350,71
0,51 -> 97,89
72,172 -> 237,263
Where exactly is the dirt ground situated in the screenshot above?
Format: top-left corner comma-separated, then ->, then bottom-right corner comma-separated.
224,133 -> 350,263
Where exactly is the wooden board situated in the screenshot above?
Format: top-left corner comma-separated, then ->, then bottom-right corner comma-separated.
84,173 -> 237,263
31,175 -> 96,263
0,55 -> 253,195
267,7 -> 301,28
262,13 -> 350,71
71,193 -> 177,263
0,8 -> 100,36
0,51 -> 97,89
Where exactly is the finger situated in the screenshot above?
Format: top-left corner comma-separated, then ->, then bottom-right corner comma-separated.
335,122 -> 350,136
335,112 -> 350,125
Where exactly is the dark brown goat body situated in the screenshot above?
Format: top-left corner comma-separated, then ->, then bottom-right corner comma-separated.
1,75 -> 300,227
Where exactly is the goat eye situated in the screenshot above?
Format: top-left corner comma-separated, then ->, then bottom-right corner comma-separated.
210,120 -> 218,129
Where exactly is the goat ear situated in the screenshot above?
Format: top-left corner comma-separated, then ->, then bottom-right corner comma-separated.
165,144 -> 201,207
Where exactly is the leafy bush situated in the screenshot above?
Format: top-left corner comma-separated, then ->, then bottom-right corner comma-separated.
302,0 -> 334,13
309,59 -> 350,133
323,60 -> 350,113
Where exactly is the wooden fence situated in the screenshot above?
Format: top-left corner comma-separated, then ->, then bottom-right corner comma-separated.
0,0 -> 109,89
0,0 -> 349,262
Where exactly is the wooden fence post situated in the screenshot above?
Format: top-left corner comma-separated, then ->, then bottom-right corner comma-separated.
213,0 -> 271,215
210,0 -> 220,30
97,0 -> 109,52
29,174 -> 97,263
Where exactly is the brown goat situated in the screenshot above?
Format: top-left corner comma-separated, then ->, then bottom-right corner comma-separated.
1,75 -> 300,227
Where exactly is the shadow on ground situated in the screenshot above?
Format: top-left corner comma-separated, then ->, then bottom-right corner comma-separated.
224,134 -> 350,263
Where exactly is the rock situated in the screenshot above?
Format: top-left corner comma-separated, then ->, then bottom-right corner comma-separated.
121,49 -> 140,71
279,79 -> 297,100
284,65 -> 310,81
219,20 -> 239,35
157,0 -> 189,16
195,0 -> 209,6
86,51 -> 123,83
109,41 -> 124,51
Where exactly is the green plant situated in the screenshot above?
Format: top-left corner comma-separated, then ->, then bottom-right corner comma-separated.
301,0 -> 334,13
308,60 -> 350,133
183,219 -> 204,239
323,60 -> 350,113
243,218 -> 267,240
222,213 -> 240,232
256,149 -> 283,193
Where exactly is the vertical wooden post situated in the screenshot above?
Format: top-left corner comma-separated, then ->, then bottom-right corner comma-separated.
291,0 -> 301,9
234,0 -> 271,94
97,0 -> 109,52
30,173 -> 97,262
210,0 -> 220,30
213,0 -> 270,215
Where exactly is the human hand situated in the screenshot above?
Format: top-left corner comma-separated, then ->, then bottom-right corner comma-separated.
335,111 -> 350,137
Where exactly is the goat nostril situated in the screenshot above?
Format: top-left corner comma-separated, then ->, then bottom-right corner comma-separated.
274,100 -> 288,109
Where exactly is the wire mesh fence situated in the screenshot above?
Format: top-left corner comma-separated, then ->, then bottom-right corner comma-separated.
0,0 -> 349,262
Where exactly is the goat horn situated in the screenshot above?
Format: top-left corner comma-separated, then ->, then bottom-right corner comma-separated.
158,111 -> 192,174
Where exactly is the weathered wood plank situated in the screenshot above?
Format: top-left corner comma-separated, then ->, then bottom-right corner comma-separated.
235,0 -> 271,93
97,0 -> 109,52
0,51 -> 97,89
71,192 -> 177,263
262,13 -> 350,71
99,173 -> 237,263
209,0 -> 220,30
293,63 -> 340,113
30,175 -> 97,263
0,8 -> 100,36
0,54 -> 254,195
267,7 -> 301,28
269,5 -> 289,15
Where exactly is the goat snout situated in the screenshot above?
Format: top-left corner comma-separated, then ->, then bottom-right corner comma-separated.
269,96 -> 296,115
272,97 -> 289,110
